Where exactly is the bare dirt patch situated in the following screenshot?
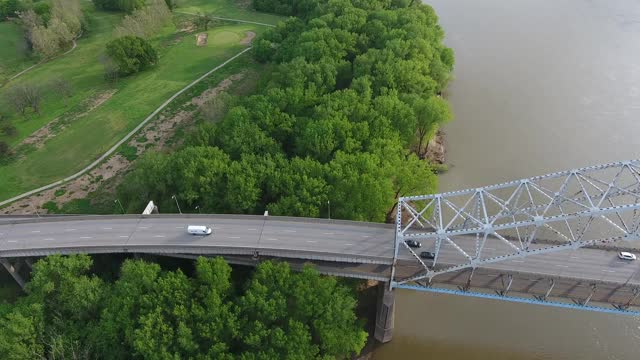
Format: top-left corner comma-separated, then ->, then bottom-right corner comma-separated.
76,89 -> 117,118
177,22 -> 197,34
425,129 -> 446,164
191,73 -> 245,107
1,154 -> 131,214
132,72 -> 245,154
240,31 -> 256,45
2,74 -> 247,214
20,120 -> 57,149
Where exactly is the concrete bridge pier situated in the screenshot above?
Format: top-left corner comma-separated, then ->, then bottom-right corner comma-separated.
0,258 -> 28,290
374,281 -> 395,343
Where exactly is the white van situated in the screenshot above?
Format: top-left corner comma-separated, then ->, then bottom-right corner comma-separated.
187,225 -> 212,235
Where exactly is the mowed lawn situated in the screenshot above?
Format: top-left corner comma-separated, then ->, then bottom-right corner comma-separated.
177,0 -> 283,25
0,21 -> 38,84
1,11 -> 121,147
0,4 -> 273,201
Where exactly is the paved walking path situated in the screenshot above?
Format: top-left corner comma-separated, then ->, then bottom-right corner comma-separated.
0,47 -> 253,207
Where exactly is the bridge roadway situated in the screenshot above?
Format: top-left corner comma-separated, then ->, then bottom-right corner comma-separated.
1,215 -> 640,308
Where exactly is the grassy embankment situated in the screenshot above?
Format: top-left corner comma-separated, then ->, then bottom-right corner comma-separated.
177,0 -> 283,23
0,21 -> 38,84
0,0 -> 281,202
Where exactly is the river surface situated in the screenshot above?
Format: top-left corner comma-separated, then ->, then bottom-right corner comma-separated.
374,0 -> 640,359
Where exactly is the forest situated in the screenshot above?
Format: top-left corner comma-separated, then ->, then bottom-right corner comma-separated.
119,0 -> 454,223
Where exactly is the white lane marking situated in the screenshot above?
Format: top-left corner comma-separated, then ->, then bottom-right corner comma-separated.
228,236 -> 241,239
511,260 -> 524,263
345,243 -> 353,246
139,226 -> 149,229
306,240 -> 317,243
153,235 -> 165,238
602,269 -> 616,273
570,256 -> 580,259
175,226 -> 183,229
555,264 -> 569,268
323,232 -> 334,235
485,247 -> 495,250
31,230 -> 41,233
102,227 -> 112,230
283,230 -> 296,233
119,235 -> 129,238
362,235 -> 370,238
44,238 -> 54,241
266,238 -> 278,241
7,240 -> 17,243
79,236 -> 92,239
248,228 -> 257,231
65,228 -> 77,231
617,261 -> 630,265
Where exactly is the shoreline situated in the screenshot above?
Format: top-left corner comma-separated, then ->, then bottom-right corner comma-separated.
425,129 -> 446,166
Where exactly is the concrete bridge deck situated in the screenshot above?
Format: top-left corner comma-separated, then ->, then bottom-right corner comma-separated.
1,215 -> 639,312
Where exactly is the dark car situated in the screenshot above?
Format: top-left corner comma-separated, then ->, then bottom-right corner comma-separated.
420,251 -> 435,260
405,240 -> 421,248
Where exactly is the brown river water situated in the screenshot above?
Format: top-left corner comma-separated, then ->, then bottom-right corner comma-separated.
374,0 -> 640,359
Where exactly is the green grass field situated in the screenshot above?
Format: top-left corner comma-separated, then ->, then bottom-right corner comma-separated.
0,1 -> 282,202
0,22 -> 38,84
177,0 -> 284,25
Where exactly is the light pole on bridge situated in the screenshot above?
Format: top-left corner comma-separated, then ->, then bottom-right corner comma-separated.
114,199 -> 125,214
171,195 -> 182,214
327,200 -> 330,220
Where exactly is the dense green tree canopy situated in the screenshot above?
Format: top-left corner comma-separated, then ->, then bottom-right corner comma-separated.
92,0 -> 145,12
0,255 -> 367,359
106,35 -> 158,75
120,0 -> 452,220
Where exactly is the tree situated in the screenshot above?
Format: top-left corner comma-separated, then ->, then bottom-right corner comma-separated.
0,304 -> 45,359
6,83 -> 42,115
93,0 -> 144,12
105,35 -> 158,75
0,141 -> 13,162
163,0 -> 176,10
114,0 -> 172,39
237,261 -> 366,358
1,123 -> 17,137
99,53 -> 120,83
409,95 -> 452,158
32,2 -> 51,24
0,0 -> 20,19
199,91 -> 235,122
196,11 -> 214,31
50,77 -> 73,104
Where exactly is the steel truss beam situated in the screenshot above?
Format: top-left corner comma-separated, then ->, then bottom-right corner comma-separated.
392,160 -> 640,285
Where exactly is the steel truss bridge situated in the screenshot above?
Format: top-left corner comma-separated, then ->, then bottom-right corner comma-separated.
391,159 -> 640,315
2,160 -> 640,341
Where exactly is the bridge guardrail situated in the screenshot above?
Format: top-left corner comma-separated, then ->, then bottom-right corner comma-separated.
0,214 -> 394,228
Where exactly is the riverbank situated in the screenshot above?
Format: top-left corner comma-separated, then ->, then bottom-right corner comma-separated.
425,129 -> 446,165
353,280 -> 382,360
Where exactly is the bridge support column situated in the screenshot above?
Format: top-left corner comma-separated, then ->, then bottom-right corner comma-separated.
374,281 -> 395,343
0,259 -> 26,290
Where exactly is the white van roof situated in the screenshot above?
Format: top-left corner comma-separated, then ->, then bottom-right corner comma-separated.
188,225 -> 208,230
